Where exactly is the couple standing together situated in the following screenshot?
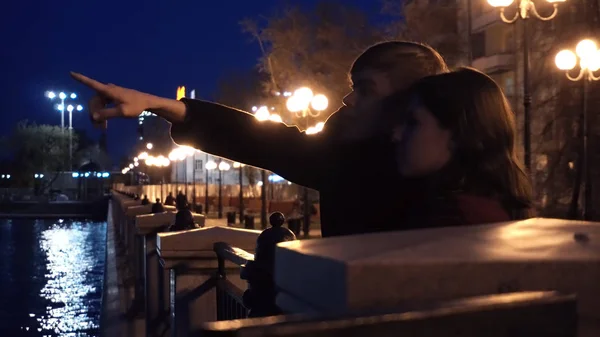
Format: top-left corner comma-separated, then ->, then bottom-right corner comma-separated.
72,41 -> 533,238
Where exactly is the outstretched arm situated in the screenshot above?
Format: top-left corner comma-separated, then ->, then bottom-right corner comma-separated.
70,72 -> 334,189
166,99 -> 334,189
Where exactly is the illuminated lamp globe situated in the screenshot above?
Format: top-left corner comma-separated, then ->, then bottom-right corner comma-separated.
294,87 -> 313,102
305,126 -> 318,135
158,156 -> 170,167
269,114 -> 283,123
487,0 -> 514,7
311,94 -> 328,111
286,95 -> 306,113
555,50 -> 577,70
581,51 -> 600,72
218,161 -> 230,171
168,149 -> 178,161
255,106 -> 270,121
575,39 -> 597,59
589,51 -> 600,72
181,145 -> 195,156
205,160 -> 217,170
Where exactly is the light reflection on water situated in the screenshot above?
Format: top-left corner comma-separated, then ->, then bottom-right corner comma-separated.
0,219 -> 106,336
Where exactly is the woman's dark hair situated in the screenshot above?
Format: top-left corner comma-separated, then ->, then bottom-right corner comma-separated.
351,41 -> 449,90
400,67 -> 533,219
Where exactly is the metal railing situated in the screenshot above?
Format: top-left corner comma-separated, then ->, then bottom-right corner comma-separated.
196,291 -> 579,337
214,242 -> 254,321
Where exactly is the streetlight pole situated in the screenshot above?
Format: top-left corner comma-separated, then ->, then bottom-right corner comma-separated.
192,152 -> 196,212
522,19 -> 532,171
66,104 -> 84,171
219,168 -> 223,219
285,87 -> 329,237
46,91 -> 79,170
252,92 -> 327,231
583,78 -> 590,219
217,161 -> 230,219
260,169 -> 268,229
488,0 -> 565,171
555,39 -> 600,220
205,154 -> 210,214
205,159 -> 229,217
234,162 -> 245,224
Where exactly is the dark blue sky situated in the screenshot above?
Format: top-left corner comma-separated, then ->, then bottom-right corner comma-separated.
1,0 -> 379,166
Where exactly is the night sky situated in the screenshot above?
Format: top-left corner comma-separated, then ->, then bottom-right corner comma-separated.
1,0 -> 379,166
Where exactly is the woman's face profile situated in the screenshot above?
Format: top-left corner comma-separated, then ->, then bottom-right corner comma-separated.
392,96 -> 453,177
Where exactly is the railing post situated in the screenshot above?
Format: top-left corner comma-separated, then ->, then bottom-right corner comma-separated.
135,211 -> 177,337
157,225 -> 260,337
125,204 -> 154,313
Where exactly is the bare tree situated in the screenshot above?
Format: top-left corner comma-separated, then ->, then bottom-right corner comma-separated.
240,2 -> 386,125
525,0 -> 600,216
382,0 -> 467,67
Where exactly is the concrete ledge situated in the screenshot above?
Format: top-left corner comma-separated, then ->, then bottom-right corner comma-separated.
100,204 -> 144,337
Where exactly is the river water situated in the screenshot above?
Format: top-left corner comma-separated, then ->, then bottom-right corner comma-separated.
0,219 -> 106,336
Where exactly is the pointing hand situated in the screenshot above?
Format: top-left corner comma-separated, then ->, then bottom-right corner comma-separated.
70,72 -> 154,128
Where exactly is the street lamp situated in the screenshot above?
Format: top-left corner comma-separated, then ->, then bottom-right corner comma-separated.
144,154 -> 171,201
46,91 -> 78,133
488,0 -> 565,171
252,104 -> 284,227
205,160 -> 231,219
233,162 -> 246,223
65,104 -> 83,170
205,160 -> 218,217
252,106 -> 283,123
555,38 -> 600,220
286,87 -> 329,237
168,145 -> 195,196
217,161 -> 231,219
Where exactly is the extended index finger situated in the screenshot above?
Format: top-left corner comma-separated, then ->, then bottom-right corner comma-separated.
70,72 -> 109,93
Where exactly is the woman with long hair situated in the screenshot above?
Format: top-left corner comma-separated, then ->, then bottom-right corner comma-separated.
389,67 -> 533,228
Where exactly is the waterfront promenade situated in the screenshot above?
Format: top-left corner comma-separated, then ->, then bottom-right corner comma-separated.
100,203 -> 320,337
102,191 -> 600,336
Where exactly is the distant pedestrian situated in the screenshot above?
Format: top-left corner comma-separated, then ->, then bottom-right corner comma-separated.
165,192 -> 175,206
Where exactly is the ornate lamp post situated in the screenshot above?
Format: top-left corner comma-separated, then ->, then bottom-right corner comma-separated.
555,39 -> 600,220
66,104 -> 83,170
252,105 -> 283,228
233,162 -> 246,223
285,87 -> 328,237
206,160 -> 231,219
487,0 -> 565,170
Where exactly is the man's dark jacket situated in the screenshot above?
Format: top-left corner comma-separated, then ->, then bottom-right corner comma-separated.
170,99 -> 400,237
